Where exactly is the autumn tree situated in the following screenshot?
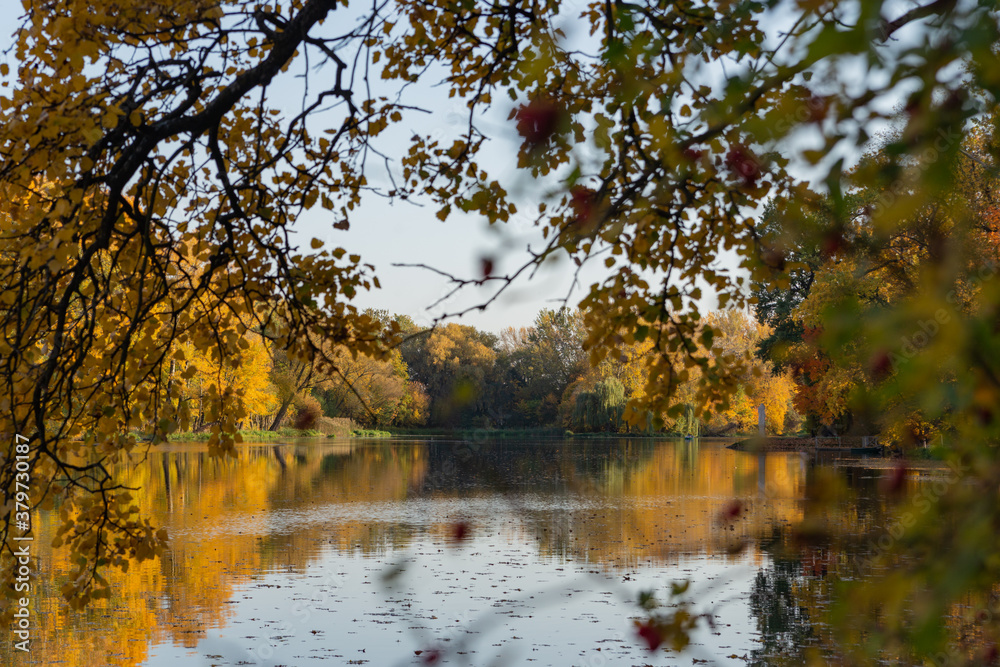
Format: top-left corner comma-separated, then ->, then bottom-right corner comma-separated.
0,0 -> 401,609
560,310 -> 794,434
176,331 -> 279,432
266,344 -> 326,431
493,308 -> 586,425
750,200 -> 823,369
698,310 -> 797,435
318,343 -> 427,427
765,123 -> 1000,439
402,323 -> 497,426
561,325 -> 657,432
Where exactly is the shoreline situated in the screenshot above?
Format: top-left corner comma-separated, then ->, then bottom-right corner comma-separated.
727,436 -> 884,455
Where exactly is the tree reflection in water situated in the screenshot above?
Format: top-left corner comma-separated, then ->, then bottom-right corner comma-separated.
748,553 -> 817,666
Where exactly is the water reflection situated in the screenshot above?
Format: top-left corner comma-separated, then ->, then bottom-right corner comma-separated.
748,554 -> 819,666
0,439 -> 936,665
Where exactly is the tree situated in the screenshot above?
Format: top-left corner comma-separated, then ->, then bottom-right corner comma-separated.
403,323 -> 497,426
495,309 -> 586,425
560,322 -> 661,432
687,310 -> 797,435
0,0 -> 414,608
176,331 -> 278,432
750,200 -> 823,369
773,124 -> 1000,438
570,377 -> 627,433
319,344 -> 424,427
524,309 -> 587,394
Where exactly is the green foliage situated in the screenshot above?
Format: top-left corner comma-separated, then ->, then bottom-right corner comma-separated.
751,200 -> 822,370
487,309 -> 588,426
570,377 -> 627,432
399,323 -> 497,426
167,428 -> 324,442
350,429 -> 393,438
674,404 -> 700,437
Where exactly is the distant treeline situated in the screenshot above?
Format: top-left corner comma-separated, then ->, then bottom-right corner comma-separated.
168,307 -> 798,436
311,308 -> 800,436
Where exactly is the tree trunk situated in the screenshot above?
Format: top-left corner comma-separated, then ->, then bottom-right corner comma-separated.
701,421 -> 739,437
193,420 -> 219,433
269,396 -> 295,431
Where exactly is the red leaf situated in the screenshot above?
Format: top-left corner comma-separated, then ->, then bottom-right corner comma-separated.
820,227 -> 847,259
569,185 -> 596,227
479,257 -> 494,279
682,147 -> 704,163
725,144 -> 760,187
805,95 -> 829,124
515,99 -> 562,146
636,621 -> 663,651
450,521 -> 471,542
880,462 -> 908,496
868,349 -> 893,382
719,499 -> 743,523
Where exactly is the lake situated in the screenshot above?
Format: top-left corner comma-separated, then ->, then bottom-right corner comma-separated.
3,437 -> 945,666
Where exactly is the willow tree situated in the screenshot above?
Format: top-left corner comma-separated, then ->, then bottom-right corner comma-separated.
1,0 -> 1000,661
571,376 -> 626,432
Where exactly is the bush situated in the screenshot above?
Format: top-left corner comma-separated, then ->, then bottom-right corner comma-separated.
316,417 -> 354,438
293,395 -> 323,430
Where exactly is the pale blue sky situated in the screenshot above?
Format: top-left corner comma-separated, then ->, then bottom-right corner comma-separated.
0,0 -> 621,332
0,0 -> 930,333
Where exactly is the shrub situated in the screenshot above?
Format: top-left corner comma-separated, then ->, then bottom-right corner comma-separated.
293,395 -> 323,430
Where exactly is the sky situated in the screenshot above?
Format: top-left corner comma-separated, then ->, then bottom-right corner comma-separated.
280,16 -> 639,333
291,96 -> 615,333
0,0 -> 626,333
0,0 -> 927,334
286,3 -> 745,333
309,195 -> 601,331
311,0 -> 923,334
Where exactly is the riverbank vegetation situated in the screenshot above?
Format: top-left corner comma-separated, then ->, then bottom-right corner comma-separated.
142,304 -> 799,439
166,427 -> 326,442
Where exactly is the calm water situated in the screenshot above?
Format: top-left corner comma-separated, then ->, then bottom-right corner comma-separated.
4,438 -> 935,666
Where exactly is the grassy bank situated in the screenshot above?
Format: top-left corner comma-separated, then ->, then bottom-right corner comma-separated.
385,427 -> 718,439
387,427 -> 567,439
166,427 -> 402,442
166,428 -> 328,442
351,429 -> 393,438
160,427 -> 802,443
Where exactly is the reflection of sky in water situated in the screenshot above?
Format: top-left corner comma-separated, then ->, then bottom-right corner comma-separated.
155,487 -> 766,665
6,439 -> 914,666
145,540 -> 760,666
143,447 -> 780,667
